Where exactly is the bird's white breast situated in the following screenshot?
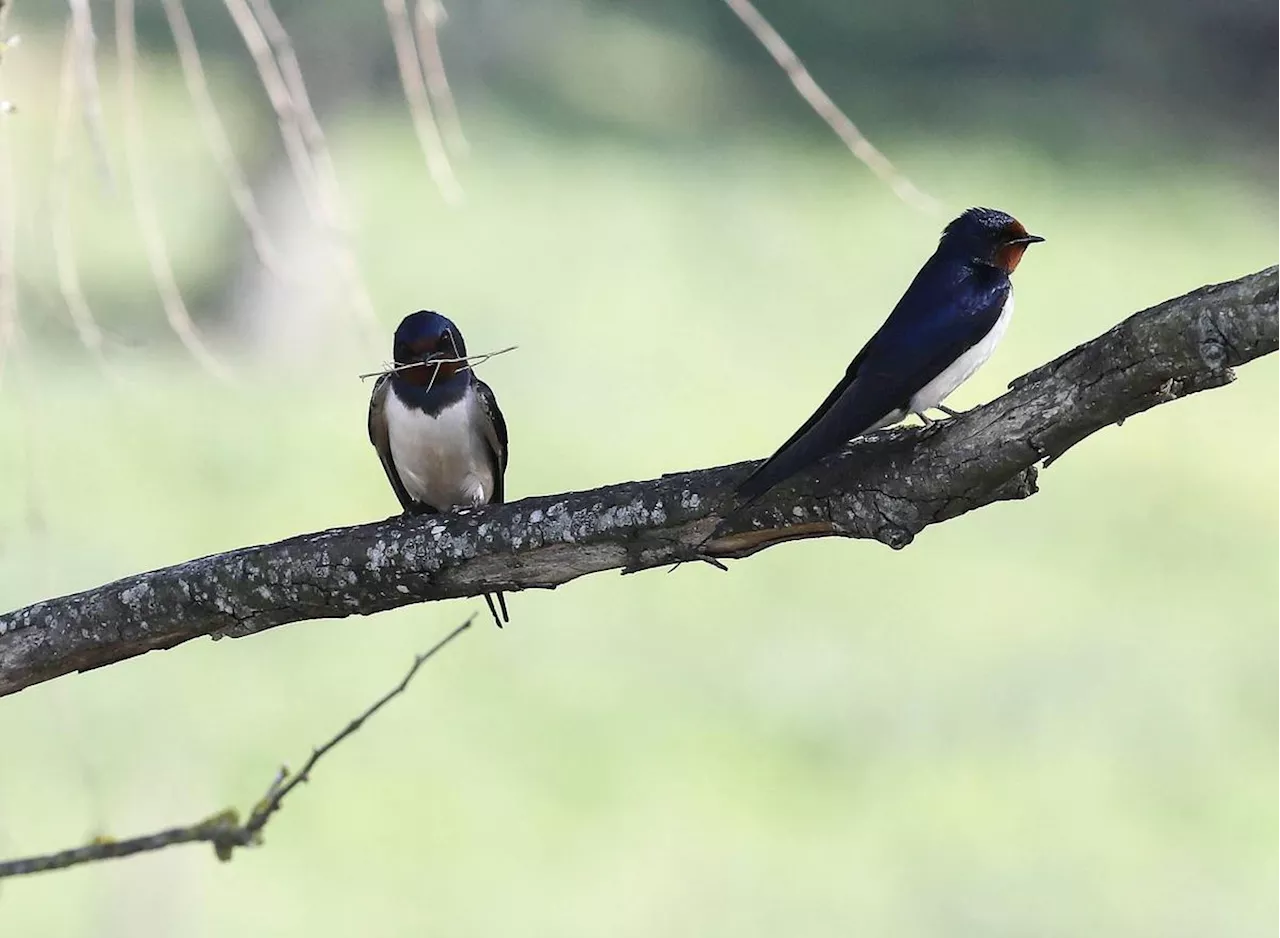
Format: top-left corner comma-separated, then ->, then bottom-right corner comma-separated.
910,290 -> 1014,414
385,387 -> 495,509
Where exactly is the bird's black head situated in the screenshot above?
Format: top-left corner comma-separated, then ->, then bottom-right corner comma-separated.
939,207 -> 1044,273
391,310 -> 469,389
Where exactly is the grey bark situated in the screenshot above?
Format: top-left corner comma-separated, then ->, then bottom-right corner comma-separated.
1,267 -> 1275,699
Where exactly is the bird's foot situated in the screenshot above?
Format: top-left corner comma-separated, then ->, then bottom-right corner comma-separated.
938,404 -> 965,418
914,411 -> 936,428
652,537 -> 729,575
667,554 -> 730,574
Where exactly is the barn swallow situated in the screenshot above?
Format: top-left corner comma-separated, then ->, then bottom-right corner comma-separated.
735,207 -> 1042,504
368,310 -> 510,627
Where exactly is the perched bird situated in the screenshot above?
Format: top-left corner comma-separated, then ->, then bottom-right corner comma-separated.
368,310 -> 510,627
736,207 -> 1043,504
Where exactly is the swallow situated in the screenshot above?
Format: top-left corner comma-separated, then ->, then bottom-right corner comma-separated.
735,206 -> 1043,504
368,310 -> 510,627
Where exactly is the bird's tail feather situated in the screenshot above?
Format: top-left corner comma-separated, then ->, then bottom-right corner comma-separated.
735,396 -> 901,505
483,592 -> 509,628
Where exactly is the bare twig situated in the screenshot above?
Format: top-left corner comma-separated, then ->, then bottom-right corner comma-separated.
220,0 -> 323,219
244,0 -> 380,334
721,0 -> 938,214
241,617 -> 472,840
0,618 -> 472,879
243,0 -> 349,228
0,814 -> 246,878
357,344 -> 518,381
67,0 -> 114,188
225,0 -> 380,349
414,0 -> 468,157
384,0 -> 463,204
52,18 -> 109,366
115,0 -> 230,379
161,0 -> 288,280
0,22 -> 17,385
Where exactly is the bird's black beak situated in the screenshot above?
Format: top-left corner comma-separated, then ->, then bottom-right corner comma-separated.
1008,234 -> 1045,246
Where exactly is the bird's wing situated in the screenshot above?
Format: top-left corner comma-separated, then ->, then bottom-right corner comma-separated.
368,374 -> 417,512
474,378 -> 508,504
735,267 -> 1008,504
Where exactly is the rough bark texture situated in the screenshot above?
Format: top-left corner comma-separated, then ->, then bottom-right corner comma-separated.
1,267 -> 1275,698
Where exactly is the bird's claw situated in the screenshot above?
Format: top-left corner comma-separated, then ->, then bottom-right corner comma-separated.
664,540 -> 729,574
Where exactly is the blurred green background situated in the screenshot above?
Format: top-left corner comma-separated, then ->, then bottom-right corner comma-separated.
0,1 -> 1276,935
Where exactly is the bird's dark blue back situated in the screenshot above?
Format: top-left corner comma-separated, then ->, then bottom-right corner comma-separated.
856,253 -> 1009,389
735,253 -> 1010,503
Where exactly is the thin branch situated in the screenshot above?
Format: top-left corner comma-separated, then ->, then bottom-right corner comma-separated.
161,0 -> 288,280
67,0 -> 115,188
115,0 -> 230,380
721,0 -> 938,214
0,619 -> 472,878
240,617 -> 471,840
220,0 -> 324,220
0,25 -> 17,387
243,0 -> 380,337
356,344 -> 518,381
52,18 -> 109,366
242,0 -> 347,227
0,267 -> 1275,698
414,0 -> 468,157
384,0 -> 463,204
224,0 -> 380,349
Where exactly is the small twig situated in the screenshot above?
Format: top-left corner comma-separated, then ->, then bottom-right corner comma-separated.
244,0 -> 381,337
414,0 -> 468,157
721,0 -> 938,215
384,0 -> 463,204
357,344 -> 518,381
67,0 -> 114,188
0,618 -> 472,879
161,0 -> 288,280
221,0 -> 324,220
52,18 -> 110,367
241,617 -> 472,840
0,814 -> 246,878
244,0 -> 352,232
0,24 -> 17,386
115,0 -> 229,380
225,0 -> 381,351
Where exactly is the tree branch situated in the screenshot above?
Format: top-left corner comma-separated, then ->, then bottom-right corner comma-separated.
0,618 -> 471,878
1,267 -> 1275,699
720,0 -> 938,214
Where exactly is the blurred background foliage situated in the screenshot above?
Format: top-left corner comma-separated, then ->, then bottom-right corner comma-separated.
0,1 -> 1275,936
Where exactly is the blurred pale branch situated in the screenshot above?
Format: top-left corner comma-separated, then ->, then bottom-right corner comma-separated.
68,0 -> 114,187
0,2 -> 17,383
721,0 -> 939,214
116,0 -> 230,379
414,0 -> 468,158
244,0 -> 381,344
0,618 -> 471,879
0,268 -> 1275,698
162,0 -> 288,279
53,18 -> 109,365
383,0 -> 463,204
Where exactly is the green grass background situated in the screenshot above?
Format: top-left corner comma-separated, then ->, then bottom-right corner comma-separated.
0,28 -> 1276,938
